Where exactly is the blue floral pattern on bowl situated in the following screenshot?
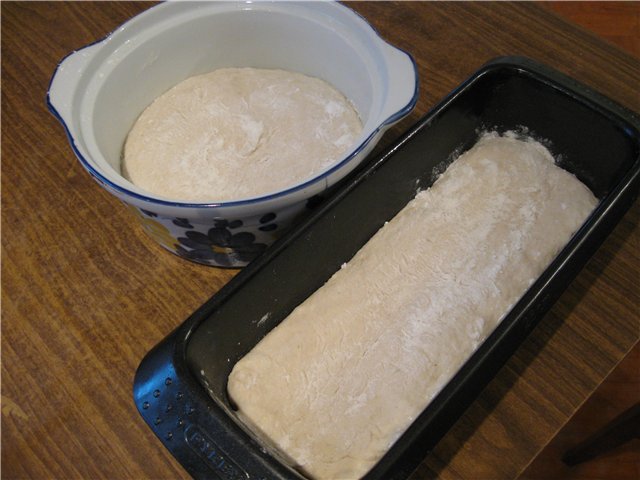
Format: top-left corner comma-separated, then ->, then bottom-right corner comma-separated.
176,220 -> 268,267
128,205 -> 287,268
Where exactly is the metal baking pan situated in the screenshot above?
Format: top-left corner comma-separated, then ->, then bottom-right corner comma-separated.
134,56 -> 640,480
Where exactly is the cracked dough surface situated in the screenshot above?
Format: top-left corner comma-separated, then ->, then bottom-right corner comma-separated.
227,133 -> 598,479
123,68 -> 362,202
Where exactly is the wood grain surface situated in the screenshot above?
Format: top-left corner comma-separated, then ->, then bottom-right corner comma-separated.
521,341 -> 640,479
543,1 -> 640,58
2,2 -> 639,479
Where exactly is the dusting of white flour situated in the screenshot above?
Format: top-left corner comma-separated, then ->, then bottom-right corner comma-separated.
122,68 -> 362,202
227,131 -> 598,480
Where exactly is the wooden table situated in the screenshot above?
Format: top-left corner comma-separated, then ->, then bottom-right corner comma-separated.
2,2 -> 638,479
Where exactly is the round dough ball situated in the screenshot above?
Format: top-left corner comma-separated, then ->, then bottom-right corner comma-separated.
122,68 -> 362,202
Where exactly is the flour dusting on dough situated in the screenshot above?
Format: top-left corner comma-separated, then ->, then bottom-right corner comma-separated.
123,68 -> 362,201
227,132 -> 598,479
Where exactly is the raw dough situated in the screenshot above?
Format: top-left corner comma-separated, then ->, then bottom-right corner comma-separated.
123,68 -> 362,202
227,132 -> 598,479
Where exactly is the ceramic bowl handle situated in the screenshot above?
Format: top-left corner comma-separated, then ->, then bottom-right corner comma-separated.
379,42 -> 418,126
47,42 -> 103,127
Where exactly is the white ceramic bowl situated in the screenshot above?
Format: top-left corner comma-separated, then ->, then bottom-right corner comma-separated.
48,0 -> 418,267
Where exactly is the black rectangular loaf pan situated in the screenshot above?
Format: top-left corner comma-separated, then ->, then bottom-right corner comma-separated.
134,56 -> 640,480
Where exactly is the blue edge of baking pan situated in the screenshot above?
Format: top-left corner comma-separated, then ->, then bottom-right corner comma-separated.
133,56 -> 640,480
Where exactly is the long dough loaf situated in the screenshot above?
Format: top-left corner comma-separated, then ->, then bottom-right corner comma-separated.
227,132 -> 598,479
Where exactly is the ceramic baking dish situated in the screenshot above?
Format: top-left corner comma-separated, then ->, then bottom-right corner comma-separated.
47,0 -> 417,267
134,56 -> 640,480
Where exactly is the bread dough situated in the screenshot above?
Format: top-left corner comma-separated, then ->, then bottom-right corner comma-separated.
227,132 -> 598,479
122,68 -> 362,202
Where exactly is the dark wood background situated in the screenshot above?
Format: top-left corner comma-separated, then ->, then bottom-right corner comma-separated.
2,2 -> 638,479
